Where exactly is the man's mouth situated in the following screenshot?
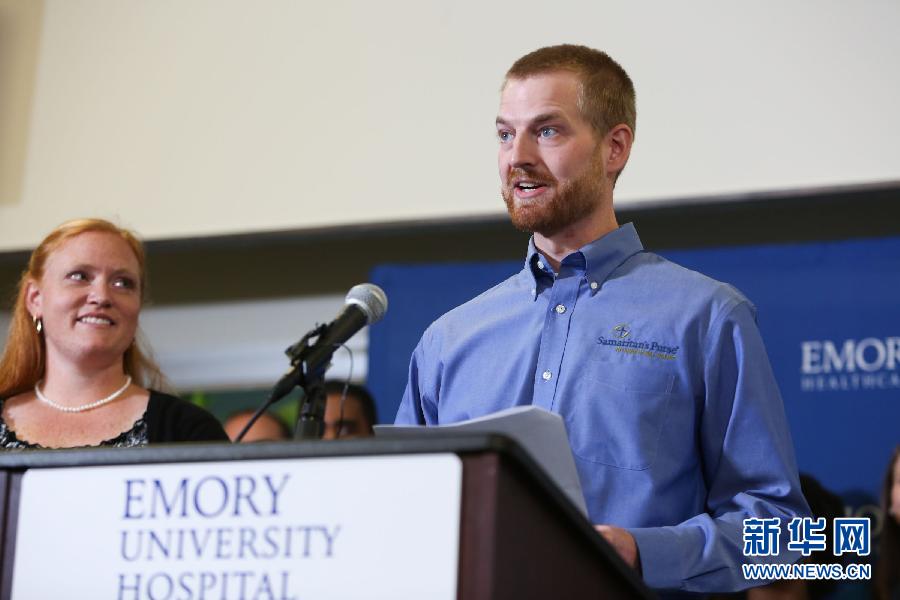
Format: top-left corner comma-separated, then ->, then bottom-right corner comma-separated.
513,180 -> 550,199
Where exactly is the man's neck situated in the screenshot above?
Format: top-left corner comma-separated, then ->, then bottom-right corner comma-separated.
533,209 -> 619,272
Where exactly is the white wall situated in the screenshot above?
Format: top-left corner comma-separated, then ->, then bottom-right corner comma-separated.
1,0 -> 899,251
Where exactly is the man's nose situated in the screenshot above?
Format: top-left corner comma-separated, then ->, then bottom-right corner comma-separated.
509,135 -> 538,168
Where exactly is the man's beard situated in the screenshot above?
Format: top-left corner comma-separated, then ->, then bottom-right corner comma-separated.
501,157 -> 606,238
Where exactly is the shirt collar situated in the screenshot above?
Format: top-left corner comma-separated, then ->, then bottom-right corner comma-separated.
524,223 -> 645,296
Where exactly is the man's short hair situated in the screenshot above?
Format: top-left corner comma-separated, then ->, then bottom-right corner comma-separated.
504,44 -> 636,140
324,380 -> 378,427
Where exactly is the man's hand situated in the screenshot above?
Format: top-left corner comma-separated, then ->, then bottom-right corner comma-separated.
595,525 -> 640,571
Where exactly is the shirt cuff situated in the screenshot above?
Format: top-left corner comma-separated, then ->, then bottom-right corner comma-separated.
628,526 -> 695,591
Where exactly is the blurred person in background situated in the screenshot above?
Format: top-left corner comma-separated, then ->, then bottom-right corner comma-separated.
0,219 -> 228,447
876,445 -> 900,600
323,380 -> 376,440
224,409 -> 290,442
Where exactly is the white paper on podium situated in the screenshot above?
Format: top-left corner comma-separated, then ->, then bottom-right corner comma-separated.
376,406 -> 587,516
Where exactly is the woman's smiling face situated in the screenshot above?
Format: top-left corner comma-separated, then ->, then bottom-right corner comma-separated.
27,231 -> 142,371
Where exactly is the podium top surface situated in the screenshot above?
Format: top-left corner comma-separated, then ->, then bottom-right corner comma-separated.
0,432 -> 530,470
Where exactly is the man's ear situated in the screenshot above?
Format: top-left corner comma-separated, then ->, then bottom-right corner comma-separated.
24,279 -> 42,319
604,124 -> 634,179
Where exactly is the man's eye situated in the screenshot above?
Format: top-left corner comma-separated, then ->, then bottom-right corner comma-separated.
497,130 -> 513,143
539,127 -> 558,138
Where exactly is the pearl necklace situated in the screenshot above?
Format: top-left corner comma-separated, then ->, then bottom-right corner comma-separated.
35,376 -> 133,413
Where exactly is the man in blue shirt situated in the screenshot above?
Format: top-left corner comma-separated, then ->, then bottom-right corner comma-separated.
395,44 -> 808,593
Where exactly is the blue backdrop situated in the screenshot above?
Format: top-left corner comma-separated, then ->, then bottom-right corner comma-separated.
368,234 -> 900,501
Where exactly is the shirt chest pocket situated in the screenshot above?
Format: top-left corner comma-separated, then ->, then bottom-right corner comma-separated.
565,368 -> 675,471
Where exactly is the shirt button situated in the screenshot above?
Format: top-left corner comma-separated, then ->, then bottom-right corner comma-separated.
537,260 -> 545,270
590,281 -> 599,290
542,370 -> 552,381
555,304 -> 566,314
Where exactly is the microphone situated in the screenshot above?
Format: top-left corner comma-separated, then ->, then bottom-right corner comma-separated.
293,283 -> 388,377
235,284 -> 388,443
270,284 -> 388,401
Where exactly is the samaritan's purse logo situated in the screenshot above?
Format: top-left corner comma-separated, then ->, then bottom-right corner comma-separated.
597,325 -> 679,361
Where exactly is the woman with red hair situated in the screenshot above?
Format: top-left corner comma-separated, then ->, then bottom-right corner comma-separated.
0,218 -> 227,447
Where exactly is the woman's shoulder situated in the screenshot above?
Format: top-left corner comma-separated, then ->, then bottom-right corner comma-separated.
0,391 -> 32,418
0,395 -> 39,449
145,390 -> 230,444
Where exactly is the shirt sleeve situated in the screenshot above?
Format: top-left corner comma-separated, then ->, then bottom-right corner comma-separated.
394,332 -> 436,425
627,300 -> 811,592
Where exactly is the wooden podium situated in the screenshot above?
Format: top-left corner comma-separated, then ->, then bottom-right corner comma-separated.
0,434 -> 654,599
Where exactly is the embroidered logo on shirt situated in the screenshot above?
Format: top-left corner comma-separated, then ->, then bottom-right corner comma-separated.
613,323 -> 631,339
597,325 -> 680,361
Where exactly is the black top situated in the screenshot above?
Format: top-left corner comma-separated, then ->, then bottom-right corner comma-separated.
0,390 -> 229,449
144,390 -> 230,444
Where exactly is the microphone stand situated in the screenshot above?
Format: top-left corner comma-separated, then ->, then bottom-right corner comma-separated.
283,323 -> 331,440
233,323 -> 332,442
234,283 -> 386,444
294,378 -> 326,440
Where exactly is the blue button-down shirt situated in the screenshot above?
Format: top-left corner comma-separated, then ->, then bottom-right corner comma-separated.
396,223 -> 809,593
